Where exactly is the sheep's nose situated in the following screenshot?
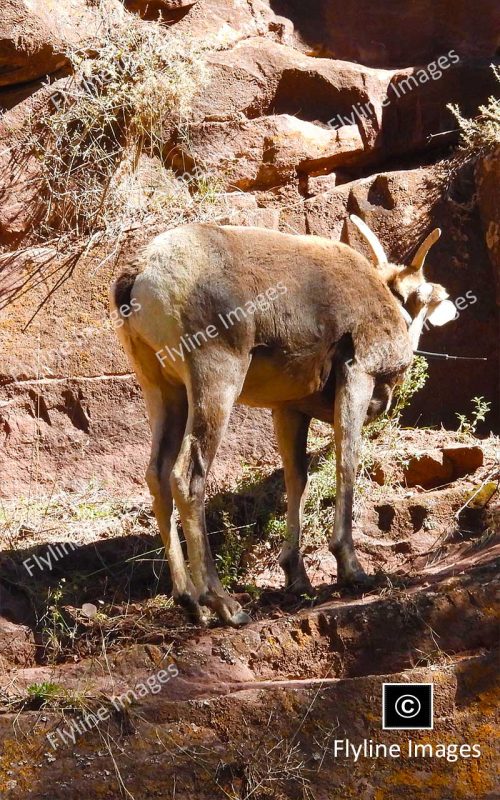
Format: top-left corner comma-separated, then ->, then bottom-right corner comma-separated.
416,282 -> 434,302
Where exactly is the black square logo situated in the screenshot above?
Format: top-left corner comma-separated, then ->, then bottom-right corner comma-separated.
382,683 -> 433,730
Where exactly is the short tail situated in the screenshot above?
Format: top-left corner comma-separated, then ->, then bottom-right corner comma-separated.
111,264 -> 140,317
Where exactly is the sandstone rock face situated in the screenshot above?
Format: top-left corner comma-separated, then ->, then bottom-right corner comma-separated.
193,38 -> 498,169
0,83 -> 61,245
477,144 -> 500,307
216,192 -> 281,228
194,38 -> 390,131
442,444 -> 485,476
0,0 -> 125,88
0,6 -> 498,799
0,0 -> 498,500
0,617 -> 35,672
173,0 -> 282,45
183,114 -> 364,190
266,0 -> 500,67
0,584 -> 36,669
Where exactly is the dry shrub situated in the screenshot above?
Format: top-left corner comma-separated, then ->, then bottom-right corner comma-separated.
24,3 -> 220,240
449,64 -> 500,158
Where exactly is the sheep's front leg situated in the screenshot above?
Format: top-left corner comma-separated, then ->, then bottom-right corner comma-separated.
329,359 -> 374,585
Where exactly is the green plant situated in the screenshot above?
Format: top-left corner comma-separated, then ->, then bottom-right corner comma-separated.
263,513 -> 287,543
207,464 -> 287,588
215,520 -> 247,589
456,396 -> 491,437
357,356 -> 428,490
365,355 -> 428,439
449,64 -> 500,157
39,580 -> 78,663
390,355 -> 429,422
27,682 -> 61,701
302,447 -> 337,542
26,681 -> 65,708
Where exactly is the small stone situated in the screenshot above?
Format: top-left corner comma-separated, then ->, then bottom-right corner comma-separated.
81,603 -> 98,619
464,480 -> 497,509
307,172 -> 337,195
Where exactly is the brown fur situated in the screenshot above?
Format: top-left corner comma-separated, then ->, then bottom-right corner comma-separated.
110,221 -> 451,626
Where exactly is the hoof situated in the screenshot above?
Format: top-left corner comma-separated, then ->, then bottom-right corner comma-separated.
229,609 -> 252,627
332,546 -> 371,590
337,570 -> 374,590
279,549 -> 313,598
175,593 -> 206,625
199,588 -> 251,627
286,579 -> 315,597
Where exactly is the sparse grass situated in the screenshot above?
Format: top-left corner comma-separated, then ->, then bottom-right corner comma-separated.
0,482 -> 180,662
158,726 -> 311,800
302,444 -> 336,545
1,682 -> 106,716
358,356 -> 429,491
31,572 -> 182,664
365,355 -> 429,439
0,481 -> 153,550
39,580 -> 79,663
207,465 -> 284,587
215,520 -> 249,589
235,735 -> 310,800
207,444 -> 336,590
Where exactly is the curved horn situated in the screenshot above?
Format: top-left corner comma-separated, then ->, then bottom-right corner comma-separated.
410,228 -> 441,272
349,214 -> 388,267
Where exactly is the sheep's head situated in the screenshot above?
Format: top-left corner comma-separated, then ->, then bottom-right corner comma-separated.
349,215 -> 456,329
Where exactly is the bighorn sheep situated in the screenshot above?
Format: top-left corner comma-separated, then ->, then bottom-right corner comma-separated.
111,215 -> 455,626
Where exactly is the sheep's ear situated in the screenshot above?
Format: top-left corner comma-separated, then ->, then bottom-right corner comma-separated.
349,214 -> 388,268
427,299 -> 457,326
409,228 -> 441,272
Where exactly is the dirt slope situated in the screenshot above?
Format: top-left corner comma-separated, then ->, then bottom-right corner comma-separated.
0,428 -> 499,798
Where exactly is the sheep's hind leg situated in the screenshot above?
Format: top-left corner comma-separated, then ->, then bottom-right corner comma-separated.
145,385 -> 205,622
123,335 -> 203,622
273,406 -> 314,596
170,355 -> 251,627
